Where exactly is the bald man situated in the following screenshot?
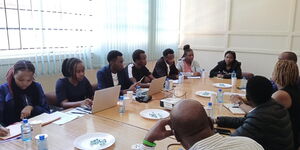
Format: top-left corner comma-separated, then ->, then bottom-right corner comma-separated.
140,100 -> 263,150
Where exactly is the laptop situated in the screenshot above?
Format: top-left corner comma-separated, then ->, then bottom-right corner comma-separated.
91,85 -> 121,114
147,76 -> 167,96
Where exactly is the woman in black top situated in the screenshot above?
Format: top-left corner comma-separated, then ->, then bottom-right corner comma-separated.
209,51 -> 242,79
272,60 -> 300,149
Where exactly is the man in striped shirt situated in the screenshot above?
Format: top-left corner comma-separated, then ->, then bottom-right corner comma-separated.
140,100 -> 263,150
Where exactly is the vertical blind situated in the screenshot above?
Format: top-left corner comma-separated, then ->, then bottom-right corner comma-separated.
0,0 -> 180,83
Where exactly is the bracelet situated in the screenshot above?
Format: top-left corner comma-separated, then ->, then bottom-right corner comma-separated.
143,139 -> 156,147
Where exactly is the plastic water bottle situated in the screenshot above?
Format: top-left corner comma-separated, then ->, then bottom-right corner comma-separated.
240,77 -> 247,89
37,134 -> 48,150
201,69 -> 206,78
207,102 -> 214,119
21,119 -> 32,142
178,72 -> 184,84
231,71 -> 237,89
216,89 -> 224,112
164,78 -> 170,90
136,86 -> 142,98
118,96 -> 125,113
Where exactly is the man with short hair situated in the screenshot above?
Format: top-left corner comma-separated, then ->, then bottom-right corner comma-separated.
125,49 -> 155,88
140,100 -> 263,150
216,76 -> 294,150
152,48 -> 179,80
97,50 -> 137,94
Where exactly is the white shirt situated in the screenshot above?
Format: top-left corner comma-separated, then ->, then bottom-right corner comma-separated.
140,133 -> 264,150
111,73 -> 119,86
127,64 -> 134,78
165,61 -> 170,76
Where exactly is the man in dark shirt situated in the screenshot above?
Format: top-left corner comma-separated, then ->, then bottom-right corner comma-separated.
125,49 -> 155,88
216,76 -> 294,150
97,50 -> 137,94
153,48 -> 179,80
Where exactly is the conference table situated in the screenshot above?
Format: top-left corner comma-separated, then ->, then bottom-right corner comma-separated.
1,78 -> 245,150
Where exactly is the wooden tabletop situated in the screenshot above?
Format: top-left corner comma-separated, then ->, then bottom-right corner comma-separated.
1,114 -> 177,150
95,78 -> 245,130
2,78 -> 244,150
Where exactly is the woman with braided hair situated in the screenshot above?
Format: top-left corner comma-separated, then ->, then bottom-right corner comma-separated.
55,58 -> 94,109
0,60 -> 49,136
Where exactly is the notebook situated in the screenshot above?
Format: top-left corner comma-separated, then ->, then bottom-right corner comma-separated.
0,113 -> 61,140
223,103 -> 246,115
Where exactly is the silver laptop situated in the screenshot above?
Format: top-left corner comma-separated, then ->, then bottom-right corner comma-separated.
147,76 -> 166,96
91,85 -> 121,114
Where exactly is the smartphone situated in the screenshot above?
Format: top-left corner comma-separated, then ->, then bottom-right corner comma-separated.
214,128 -> 231,135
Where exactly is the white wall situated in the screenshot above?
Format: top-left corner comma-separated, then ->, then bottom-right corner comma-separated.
179,0 -> 300,77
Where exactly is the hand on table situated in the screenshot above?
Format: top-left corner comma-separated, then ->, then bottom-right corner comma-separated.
193,72 -> 201,76
144,118 -> 173,143
20,106 -> 33,119
0,127 -> 9,137
81,98 -> 93,108
230,95 -> 243,104
217,74 -> 223,78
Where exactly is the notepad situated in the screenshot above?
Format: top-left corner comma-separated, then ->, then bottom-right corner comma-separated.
223,103 -> 246,115
187,76 -> 201,79
53,111 -> 79,125
0,113 -> 61,140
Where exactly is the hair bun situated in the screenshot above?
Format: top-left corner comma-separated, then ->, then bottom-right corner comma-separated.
183,44 -> 190,50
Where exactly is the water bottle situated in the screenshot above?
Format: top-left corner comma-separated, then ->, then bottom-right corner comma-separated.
164,78 -> 170,90
21,119 -> 32,142
178,72 -> 184,84
36,134 -> 48,150
207,102 -> 214,119
231,71 -> 237,89
136,86 -> 142,98
118,96 -> 125,113
216,89 -> 224,112
240,77 -> 247,89
201,69 -> 206,78
217,89 -> 224,103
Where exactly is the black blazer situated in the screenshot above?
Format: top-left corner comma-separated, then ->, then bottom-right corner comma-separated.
152,57 -> 178,80
97,65 -> 133,91
209,60 -> 242,79
217,100 -> 294,150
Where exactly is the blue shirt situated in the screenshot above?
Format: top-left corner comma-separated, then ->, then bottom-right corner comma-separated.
0,82 -> 50,126
97,65 -> 133,90
55,77 -> 93,105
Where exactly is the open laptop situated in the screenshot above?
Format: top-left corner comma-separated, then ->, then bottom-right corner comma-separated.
145,76 -> 167,96
136,76 -> 166,103
91,85 -> 121,114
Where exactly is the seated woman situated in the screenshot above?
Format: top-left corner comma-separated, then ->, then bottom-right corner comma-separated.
0,60 -> 50,130
176,44 -> 201,76
209,51 -> 242,79
56,58 -> 94,109
272,60 -> 300,149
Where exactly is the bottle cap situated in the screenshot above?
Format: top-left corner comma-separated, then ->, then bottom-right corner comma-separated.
208,102 -> 213,106
218,89 -> 222,92
39,135 -> 45,140
22,119 -> 28,124
119,96 -> 124,100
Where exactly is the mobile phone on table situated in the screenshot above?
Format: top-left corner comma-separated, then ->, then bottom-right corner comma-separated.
214,128 -> 231,135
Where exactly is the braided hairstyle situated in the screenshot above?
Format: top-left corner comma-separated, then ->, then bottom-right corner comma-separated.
61,58 -> 83,80
182,44 -> 193,58
6,60 -> 35,94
